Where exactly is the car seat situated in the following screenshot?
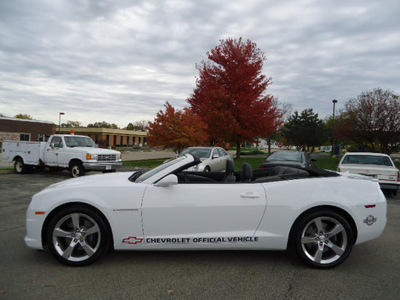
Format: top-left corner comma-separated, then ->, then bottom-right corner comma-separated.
241,163 -> 253,182
225,160 -> 236,183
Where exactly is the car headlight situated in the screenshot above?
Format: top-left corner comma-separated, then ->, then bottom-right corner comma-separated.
193,164 -> 205,171
86,153 -> 98,160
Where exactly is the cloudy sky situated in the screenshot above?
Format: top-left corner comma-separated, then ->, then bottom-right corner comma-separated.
0,0 -> 399,127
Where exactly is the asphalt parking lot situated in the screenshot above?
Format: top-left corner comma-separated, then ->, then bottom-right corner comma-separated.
0,169 -> 399,300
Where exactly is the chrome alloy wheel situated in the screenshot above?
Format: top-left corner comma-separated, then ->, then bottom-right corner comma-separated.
300,216 -> 348,265
52,213 -> 101,262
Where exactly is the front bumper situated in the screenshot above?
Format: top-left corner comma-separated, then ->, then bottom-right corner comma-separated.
83,161 -> 122,171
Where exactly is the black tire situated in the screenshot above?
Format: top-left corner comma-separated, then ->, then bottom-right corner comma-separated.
291,210 -> 354,269
70,161 -> 85,178
204,166 -> 211,172
14,157 -> 28,174
45,205 -> 111,266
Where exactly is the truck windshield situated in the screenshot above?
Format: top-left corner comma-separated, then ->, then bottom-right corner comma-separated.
64,136 -> 97,148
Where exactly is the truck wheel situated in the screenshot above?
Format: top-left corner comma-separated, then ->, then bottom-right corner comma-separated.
70,162 -> 85,178
14,158 -> 27,174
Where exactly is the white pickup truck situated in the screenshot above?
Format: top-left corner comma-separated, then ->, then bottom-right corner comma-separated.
2,134 -> 122,177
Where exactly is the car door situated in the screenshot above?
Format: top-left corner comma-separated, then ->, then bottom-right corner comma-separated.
44,136 -> 64,166
141,182 -> 267,248
218,148 -> 230,168
210,148 -> 224,171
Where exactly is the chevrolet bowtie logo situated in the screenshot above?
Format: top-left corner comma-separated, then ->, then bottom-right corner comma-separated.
122,237 -> 144,244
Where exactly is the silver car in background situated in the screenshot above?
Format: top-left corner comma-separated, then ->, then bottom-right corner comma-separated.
178,147 -> 233,172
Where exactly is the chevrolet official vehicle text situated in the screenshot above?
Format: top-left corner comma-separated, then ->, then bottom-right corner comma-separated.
2,134 -> 122,177
25,154 -> 386,268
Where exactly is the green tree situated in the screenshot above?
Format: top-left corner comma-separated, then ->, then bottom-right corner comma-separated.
342,88 -> 400,154
125,120 -> 149,131
61,121 -> 82,127
87,121 -> 114,128
14,114 -> 33,120
282,109 -> 328,152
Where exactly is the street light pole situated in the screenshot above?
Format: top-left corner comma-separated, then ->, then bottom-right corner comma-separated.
332,99 -> 338,155
59,112 -> 65,132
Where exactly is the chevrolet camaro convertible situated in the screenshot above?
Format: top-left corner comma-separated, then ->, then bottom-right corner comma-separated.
25,154 -> 387,268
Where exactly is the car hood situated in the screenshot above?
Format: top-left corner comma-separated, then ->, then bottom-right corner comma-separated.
68,147 -> 121,155
46,172 -> 135,190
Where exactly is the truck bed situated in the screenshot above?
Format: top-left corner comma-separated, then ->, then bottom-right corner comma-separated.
2,141 -> 46,166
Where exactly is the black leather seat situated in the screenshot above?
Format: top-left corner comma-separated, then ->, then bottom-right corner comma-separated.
225,160 -> 236,183
241,163 -> 253,182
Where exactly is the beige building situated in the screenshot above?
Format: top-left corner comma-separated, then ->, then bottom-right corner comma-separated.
57,127 -> 147,148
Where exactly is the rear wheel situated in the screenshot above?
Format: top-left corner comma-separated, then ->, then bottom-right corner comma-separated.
14,158 -> 28,174
292,210 -> 354,268
46,206 -> 111,266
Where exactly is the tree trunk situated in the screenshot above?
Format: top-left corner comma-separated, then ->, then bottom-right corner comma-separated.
236,141 -> 241,158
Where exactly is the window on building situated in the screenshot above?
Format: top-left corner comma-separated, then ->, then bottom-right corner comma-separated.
20,134 -> 30,141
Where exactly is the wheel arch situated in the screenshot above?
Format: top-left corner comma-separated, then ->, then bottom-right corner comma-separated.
287,205 -> 358,249
12,155 -> 23,163
68,158 -> 83,169
41,202 -> 114,249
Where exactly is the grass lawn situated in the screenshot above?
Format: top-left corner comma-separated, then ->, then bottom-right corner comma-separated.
315,156 -> 341,171
123,158 -> 170,169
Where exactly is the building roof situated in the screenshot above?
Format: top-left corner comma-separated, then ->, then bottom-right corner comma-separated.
0,116 -> 54,125
57,127 -> 147,136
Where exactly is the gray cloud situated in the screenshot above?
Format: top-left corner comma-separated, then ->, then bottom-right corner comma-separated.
0,0 -> 399,126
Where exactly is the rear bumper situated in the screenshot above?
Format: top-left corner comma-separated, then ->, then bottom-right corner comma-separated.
83,161 -> 122,171
378,181 -> 400,191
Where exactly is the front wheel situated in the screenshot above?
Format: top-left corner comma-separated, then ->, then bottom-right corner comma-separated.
46,206 -> 111,266
292,210 -> 354,268
70,161 -> 85,178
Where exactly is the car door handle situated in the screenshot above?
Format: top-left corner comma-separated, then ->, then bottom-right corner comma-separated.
240,192 -> 260,199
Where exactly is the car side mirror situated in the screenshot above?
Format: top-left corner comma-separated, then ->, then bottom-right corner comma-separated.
212,154 -> 220,159
50,143 -> 55,149
154,174 -> 178,187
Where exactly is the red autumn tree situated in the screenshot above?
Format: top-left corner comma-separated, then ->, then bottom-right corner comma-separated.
147,102 -> 209,153
187,38 -> 282,157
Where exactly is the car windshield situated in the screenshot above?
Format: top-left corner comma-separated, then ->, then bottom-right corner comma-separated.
179,148 -> 211,159
267,151 -> 302,162
134,156 -> 188,183
342,155 -> 393,166
64,136 -> 97,148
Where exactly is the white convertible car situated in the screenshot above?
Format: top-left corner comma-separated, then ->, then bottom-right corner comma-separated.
25,154 -> 387,268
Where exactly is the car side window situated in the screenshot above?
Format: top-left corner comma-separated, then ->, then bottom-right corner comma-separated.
218,148 -> 227,157
51,137 -> 63,148
212,149 -> 219,158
